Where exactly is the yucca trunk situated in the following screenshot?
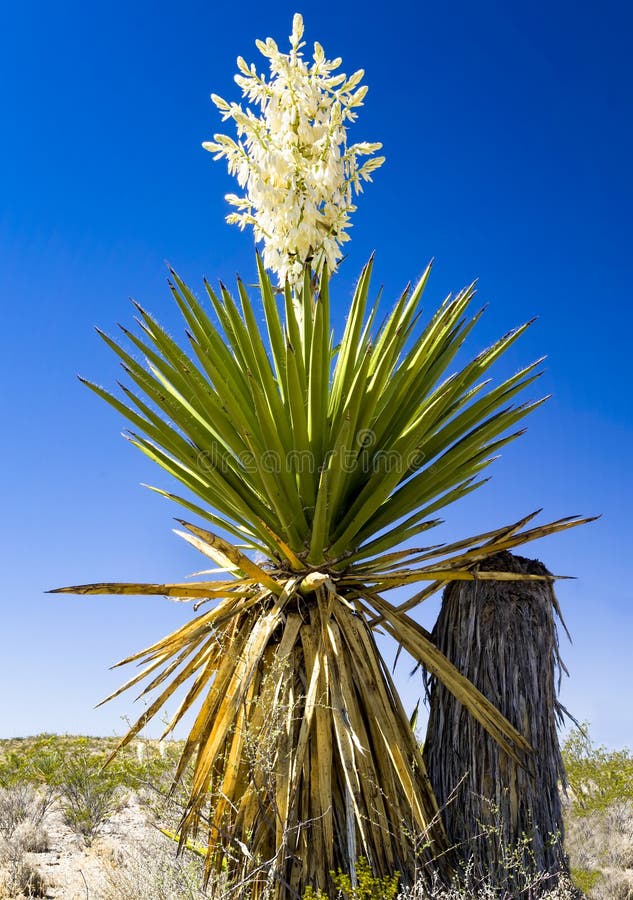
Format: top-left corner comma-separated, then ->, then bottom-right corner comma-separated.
165,585 -> 449,897
424,552 -> 570,894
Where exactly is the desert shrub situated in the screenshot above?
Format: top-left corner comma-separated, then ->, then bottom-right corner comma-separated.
562,726 -> 633,815
0,785 -> 48,839
0,786 -> 34,839
0,858 -> 48,898
0,736 -> 62,829
0,752 -> 23,789
0,736 -> 59,782
11,821 -> 49,854
58,754 -> 123,844
0,829 -> 48,899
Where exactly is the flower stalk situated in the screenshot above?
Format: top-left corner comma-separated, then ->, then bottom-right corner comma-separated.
204,14 -> 384,285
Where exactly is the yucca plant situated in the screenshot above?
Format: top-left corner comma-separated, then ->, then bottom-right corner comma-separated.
52,15 -> 590,897
53,258 -> 589,892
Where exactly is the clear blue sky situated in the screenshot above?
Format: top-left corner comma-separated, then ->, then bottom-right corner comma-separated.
1,0 -> 631,747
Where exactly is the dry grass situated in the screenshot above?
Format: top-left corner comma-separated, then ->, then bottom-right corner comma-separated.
397,875 -> 581,899
0,796 -> 49,897
564,799 -> 633,899
99,832 -> 212,900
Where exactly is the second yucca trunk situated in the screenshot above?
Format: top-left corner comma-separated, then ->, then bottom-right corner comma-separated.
424,552 -> 570,894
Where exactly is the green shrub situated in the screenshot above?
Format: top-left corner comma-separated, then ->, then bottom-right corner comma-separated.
562,725 -> 633,815
59,754 -> 122,844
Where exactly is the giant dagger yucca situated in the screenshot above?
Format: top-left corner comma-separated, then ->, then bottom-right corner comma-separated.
53,13 -> 591,896
53,255 -> 591,894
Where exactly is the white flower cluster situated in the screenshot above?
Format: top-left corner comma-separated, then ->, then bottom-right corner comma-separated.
203,14 -> 384,285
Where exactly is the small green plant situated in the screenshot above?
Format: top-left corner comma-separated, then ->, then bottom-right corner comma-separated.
303,858 -> 399,900
334,857 -> 400,900
302,887 -> 328,900
570,867 -> 601,893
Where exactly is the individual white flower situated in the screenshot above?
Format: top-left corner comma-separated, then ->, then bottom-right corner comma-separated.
203,13 -> 384,286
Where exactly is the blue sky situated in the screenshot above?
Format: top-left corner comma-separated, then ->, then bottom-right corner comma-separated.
1,0 -> 631,747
